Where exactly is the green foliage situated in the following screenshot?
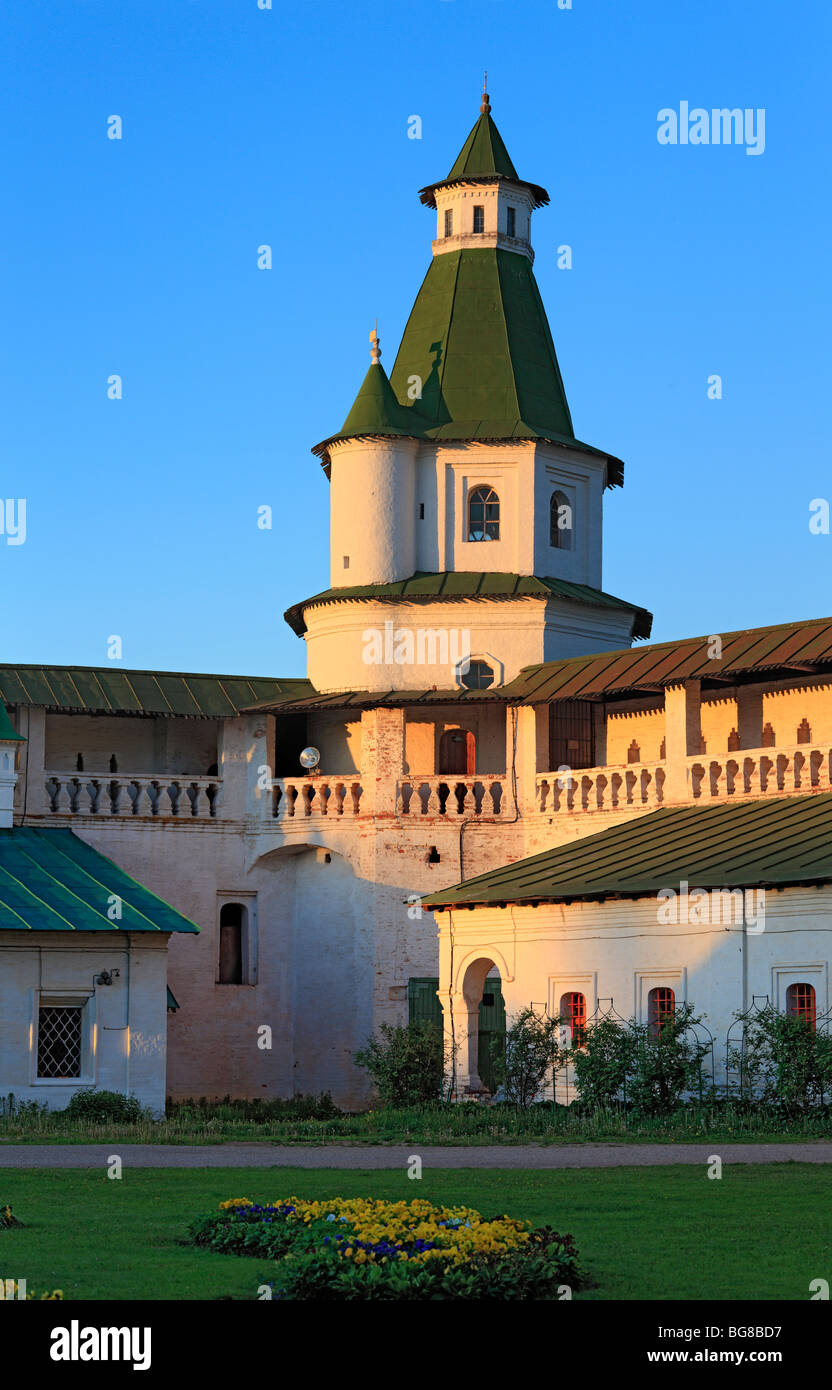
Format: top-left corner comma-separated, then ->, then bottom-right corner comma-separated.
625,1005 -> 713,1114
570,1017 -> 636,1109
568,1006 -> 711,1114
168,1094 -> 340,1123
0,1201 -> 22,1229
63,1089 -> 145,1123
491,1008 -> 564,1107
727,1005 -> 832,1110
354,1021 -> 446,1106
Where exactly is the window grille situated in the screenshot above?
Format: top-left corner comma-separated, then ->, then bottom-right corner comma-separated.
37,1006 -> 82,1079
561,992 -> 586,1047
786,982 -> 816,1030
648,987 -> 676,1037
473,205 -> 484,233
444,209 -> 453,237
549,701 -> 595,770
506,206 -> 516,237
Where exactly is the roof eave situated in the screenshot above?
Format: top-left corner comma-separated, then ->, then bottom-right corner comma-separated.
418,174 -> 550,210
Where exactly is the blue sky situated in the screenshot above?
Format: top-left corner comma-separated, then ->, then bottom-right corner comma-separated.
1,0 -> 830,677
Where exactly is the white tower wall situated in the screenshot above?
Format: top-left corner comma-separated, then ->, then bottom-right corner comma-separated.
329,437 -> 418,588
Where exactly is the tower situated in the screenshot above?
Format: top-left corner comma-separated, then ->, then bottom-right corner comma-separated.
294,88 -> 650,693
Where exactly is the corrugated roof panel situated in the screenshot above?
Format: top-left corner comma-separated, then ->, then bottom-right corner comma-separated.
181,677 -> 236,717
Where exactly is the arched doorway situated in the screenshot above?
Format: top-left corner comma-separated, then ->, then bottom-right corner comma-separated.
455,957 -> 505,1095
438,729 -> 475,775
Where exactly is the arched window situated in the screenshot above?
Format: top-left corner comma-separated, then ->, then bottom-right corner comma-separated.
218,902 -> 246,985
560,991 -> 586,1048
460,659 -> 494,691
647,986 -> 675,1038
550,490 -> 573,549
786,982 -> 816,1030
468,486 -> 500,542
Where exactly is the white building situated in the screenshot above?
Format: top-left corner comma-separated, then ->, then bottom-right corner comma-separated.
1,89 -> 830,1109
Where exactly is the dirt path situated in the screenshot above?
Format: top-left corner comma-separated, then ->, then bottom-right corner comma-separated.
1,1141 -> 831,1169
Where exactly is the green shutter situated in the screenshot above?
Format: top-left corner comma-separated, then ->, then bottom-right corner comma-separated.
408,978 -> 443,1029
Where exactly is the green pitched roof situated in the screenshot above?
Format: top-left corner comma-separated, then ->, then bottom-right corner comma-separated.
284,571 -> 651,639
0,665 -> 313,717
0,700 -> 24,742
423,793 -> 832,910
0,827 -> 200,932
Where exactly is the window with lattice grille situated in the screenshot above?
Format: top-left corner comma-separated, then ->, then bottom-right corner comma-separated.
560,991 -> 587,1047
37,1006 -> 83,1078
647,987 -> 675,1038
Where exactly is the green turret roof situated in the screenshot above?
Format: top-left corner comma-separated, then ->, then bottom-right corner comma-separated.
0,700 -> 24,742
447,111 -> 519,183
313,98 -> 623,487
333,361 -> 420,443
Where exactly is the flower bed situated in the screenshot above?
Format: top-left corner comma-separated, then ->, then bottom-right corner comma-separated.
188,1196 -> 582,1299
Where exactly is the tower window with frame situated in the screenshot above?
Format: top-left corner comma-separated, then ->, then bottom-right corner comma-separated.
549,700 -> 595,770
444,208 -> 453,238
647,987 -> 676,1038
218,902 -> 247,985
786,982 -> 816,1030
550,489 -> 573,549
560,991 -> 586,1048
467,486 -> 500,541
473,205 -> 484,233
506,206 -> 516,237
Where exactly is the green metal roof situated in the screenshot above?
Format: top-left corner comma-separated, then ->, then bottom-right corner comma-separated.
501,614 -> 832,703
331,361 -> 424,446
284,571 -> 652,639
418,110 -> 549,210
0,827 -> 200,932
423,793 -> 832,910
0,700 -> 24,742
0,665 -> 313,717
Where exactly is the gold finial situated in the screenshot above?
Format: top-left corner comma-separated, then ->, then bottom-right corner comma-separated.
369,321 -> 381,365
481,72 -> 490,115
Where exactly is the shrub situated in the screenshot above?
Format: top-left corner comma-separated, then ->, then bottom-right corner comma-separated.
570,1017 -> 635,1109
354,1022 -> 445,1106
626,1005 -> 713,1114
491,1007 -> 564,1107
62,1089 -> 145,1124
0,1202 -> 22,1230
188,1196 -> 583,1300
727,1005 -> 832,1109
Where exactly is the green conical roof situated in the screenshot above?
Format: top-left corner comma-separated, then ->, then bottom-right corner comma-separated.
0,700 -> 24,742
334,361 -> 422,443
447,111 -> 519,183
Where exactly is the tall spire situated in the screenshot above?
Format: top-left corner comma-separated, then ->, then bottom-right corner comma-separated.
480,73 -> 490,115
369,322 -> 381,364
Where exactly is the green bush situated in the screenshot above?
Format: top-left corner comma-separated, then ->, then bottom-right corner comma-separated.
491,1007 -> 564,1107
354,1021 -> 446,1106
62,1089 -> 145,1123
727,1005 -> 832,1109
570,1017 -> 635,1109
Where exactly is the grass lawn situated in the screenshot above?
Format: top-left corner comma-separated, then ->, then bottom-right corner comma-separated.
0,1164 -> 828,1301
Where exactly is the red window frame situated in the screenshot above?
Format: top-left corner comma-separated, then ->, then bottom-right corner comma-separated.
561,991 -> 586,1048
786,982 -> 816,1030
648,986 -> 676,1038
